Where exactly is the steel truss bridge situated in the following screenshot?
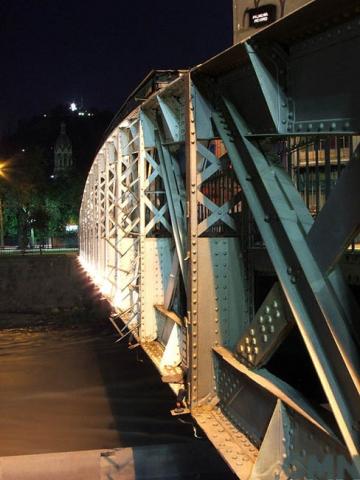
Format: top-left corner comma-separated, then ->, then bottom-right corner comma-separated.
79,1 -> 360,477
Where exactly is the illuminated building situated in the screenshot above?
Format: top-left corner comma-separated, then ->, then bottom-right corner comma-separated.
53,122 -> 73,175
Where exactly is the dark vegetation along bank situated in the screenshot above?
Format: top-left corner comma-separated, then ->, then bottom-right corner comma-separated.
0,105 -> 113,249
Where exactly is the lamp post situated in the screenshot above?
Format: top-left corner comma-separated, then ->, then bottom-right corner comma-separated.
0,196 -> 3,249
0,163 -> 5,249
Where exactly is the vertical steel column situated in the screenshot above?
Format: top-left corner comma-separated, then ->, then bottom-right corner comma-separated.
97,158 -> 103,277
90,169 -> 97,271
185,74 -> 199,406
114,128 -> 122,299
138,119 -> 146,342
104,145 -> 110,287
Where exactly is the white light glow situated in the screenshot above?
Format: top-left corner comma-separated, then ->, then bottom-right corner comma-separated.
66,224 -> 78,232
70,102 -> 78,112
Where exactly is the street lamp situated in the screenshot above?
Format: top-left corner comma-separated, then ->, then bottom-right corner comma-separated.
0,163 -> 4,248
0,161 -> 10,249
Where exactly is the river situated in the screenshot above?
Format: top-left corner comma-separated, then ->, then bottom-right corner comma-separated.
0,315 -> 236,478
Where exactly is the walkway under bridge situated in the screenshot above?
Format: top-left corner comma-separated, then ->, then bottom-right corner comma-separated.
79,1 -> 360,477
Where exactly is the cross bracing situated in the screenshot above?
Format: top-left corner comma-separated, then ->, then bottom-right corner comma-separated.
79,1 -> 360,477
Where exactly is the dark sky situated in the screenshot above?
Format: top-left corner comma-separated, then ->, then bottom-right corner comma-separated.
0,0 -> 232,133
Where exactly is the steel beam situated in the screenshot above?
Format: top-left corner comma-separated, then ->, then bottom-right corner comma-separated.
199,85 -> 360,465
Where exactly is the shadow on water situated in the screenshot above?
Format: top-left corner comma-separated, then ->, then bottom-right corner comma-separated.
92,324 -> 193,446
91,320 -> 238,478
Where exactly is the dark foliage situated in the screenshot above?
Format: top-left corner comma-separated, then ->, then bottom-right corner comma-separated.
0,105 -> 114,246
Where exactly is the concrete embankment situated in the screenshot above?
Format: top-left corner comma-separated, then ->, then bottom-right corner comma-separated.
0,443 -> 234,480
0,254 -> 109,324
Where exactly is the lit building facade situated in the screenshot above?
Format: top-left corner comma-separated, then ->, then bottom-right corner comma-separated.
54,122 -> 73,175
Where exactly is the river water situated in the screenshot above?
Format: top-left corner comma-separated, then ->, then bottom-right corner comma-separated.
0,315 -> 236,478
0,317 -> 189,455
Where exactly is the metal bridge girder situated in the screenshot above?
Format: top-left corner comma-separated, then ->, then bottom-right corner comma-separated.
79,3 -> 360,477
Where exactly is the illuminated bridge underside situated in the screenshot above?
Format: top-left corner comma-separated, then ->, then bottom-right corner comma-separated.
80,1 -> 360,478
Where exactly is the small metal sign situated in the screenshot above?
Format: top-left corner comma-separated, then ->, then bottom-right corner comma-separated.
248,4 -> 277,28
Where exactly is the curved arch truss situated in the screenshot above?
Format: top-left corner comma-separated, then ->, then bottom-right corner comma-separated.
80,2 -> 360,477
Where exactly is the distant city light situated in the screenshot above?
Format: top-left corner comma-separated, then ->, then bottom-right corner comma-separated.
77,111 -> 94,117
70,102 -> 78,112
66,224 -> 78,232
43,114 -> 47,118
21,148 -> 25,152
50,174 -> 55,179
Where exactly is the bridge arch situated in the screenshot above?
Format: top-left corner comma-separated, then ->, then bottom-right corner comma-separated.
80,2 -> 360,476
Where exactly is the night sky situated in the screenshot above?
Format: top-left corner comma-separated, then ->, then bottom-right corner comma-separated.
0,0 -> 232,133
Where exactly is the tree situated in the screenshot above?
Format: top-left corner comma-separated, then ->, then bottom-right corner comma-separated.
0,104 -> 114,247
